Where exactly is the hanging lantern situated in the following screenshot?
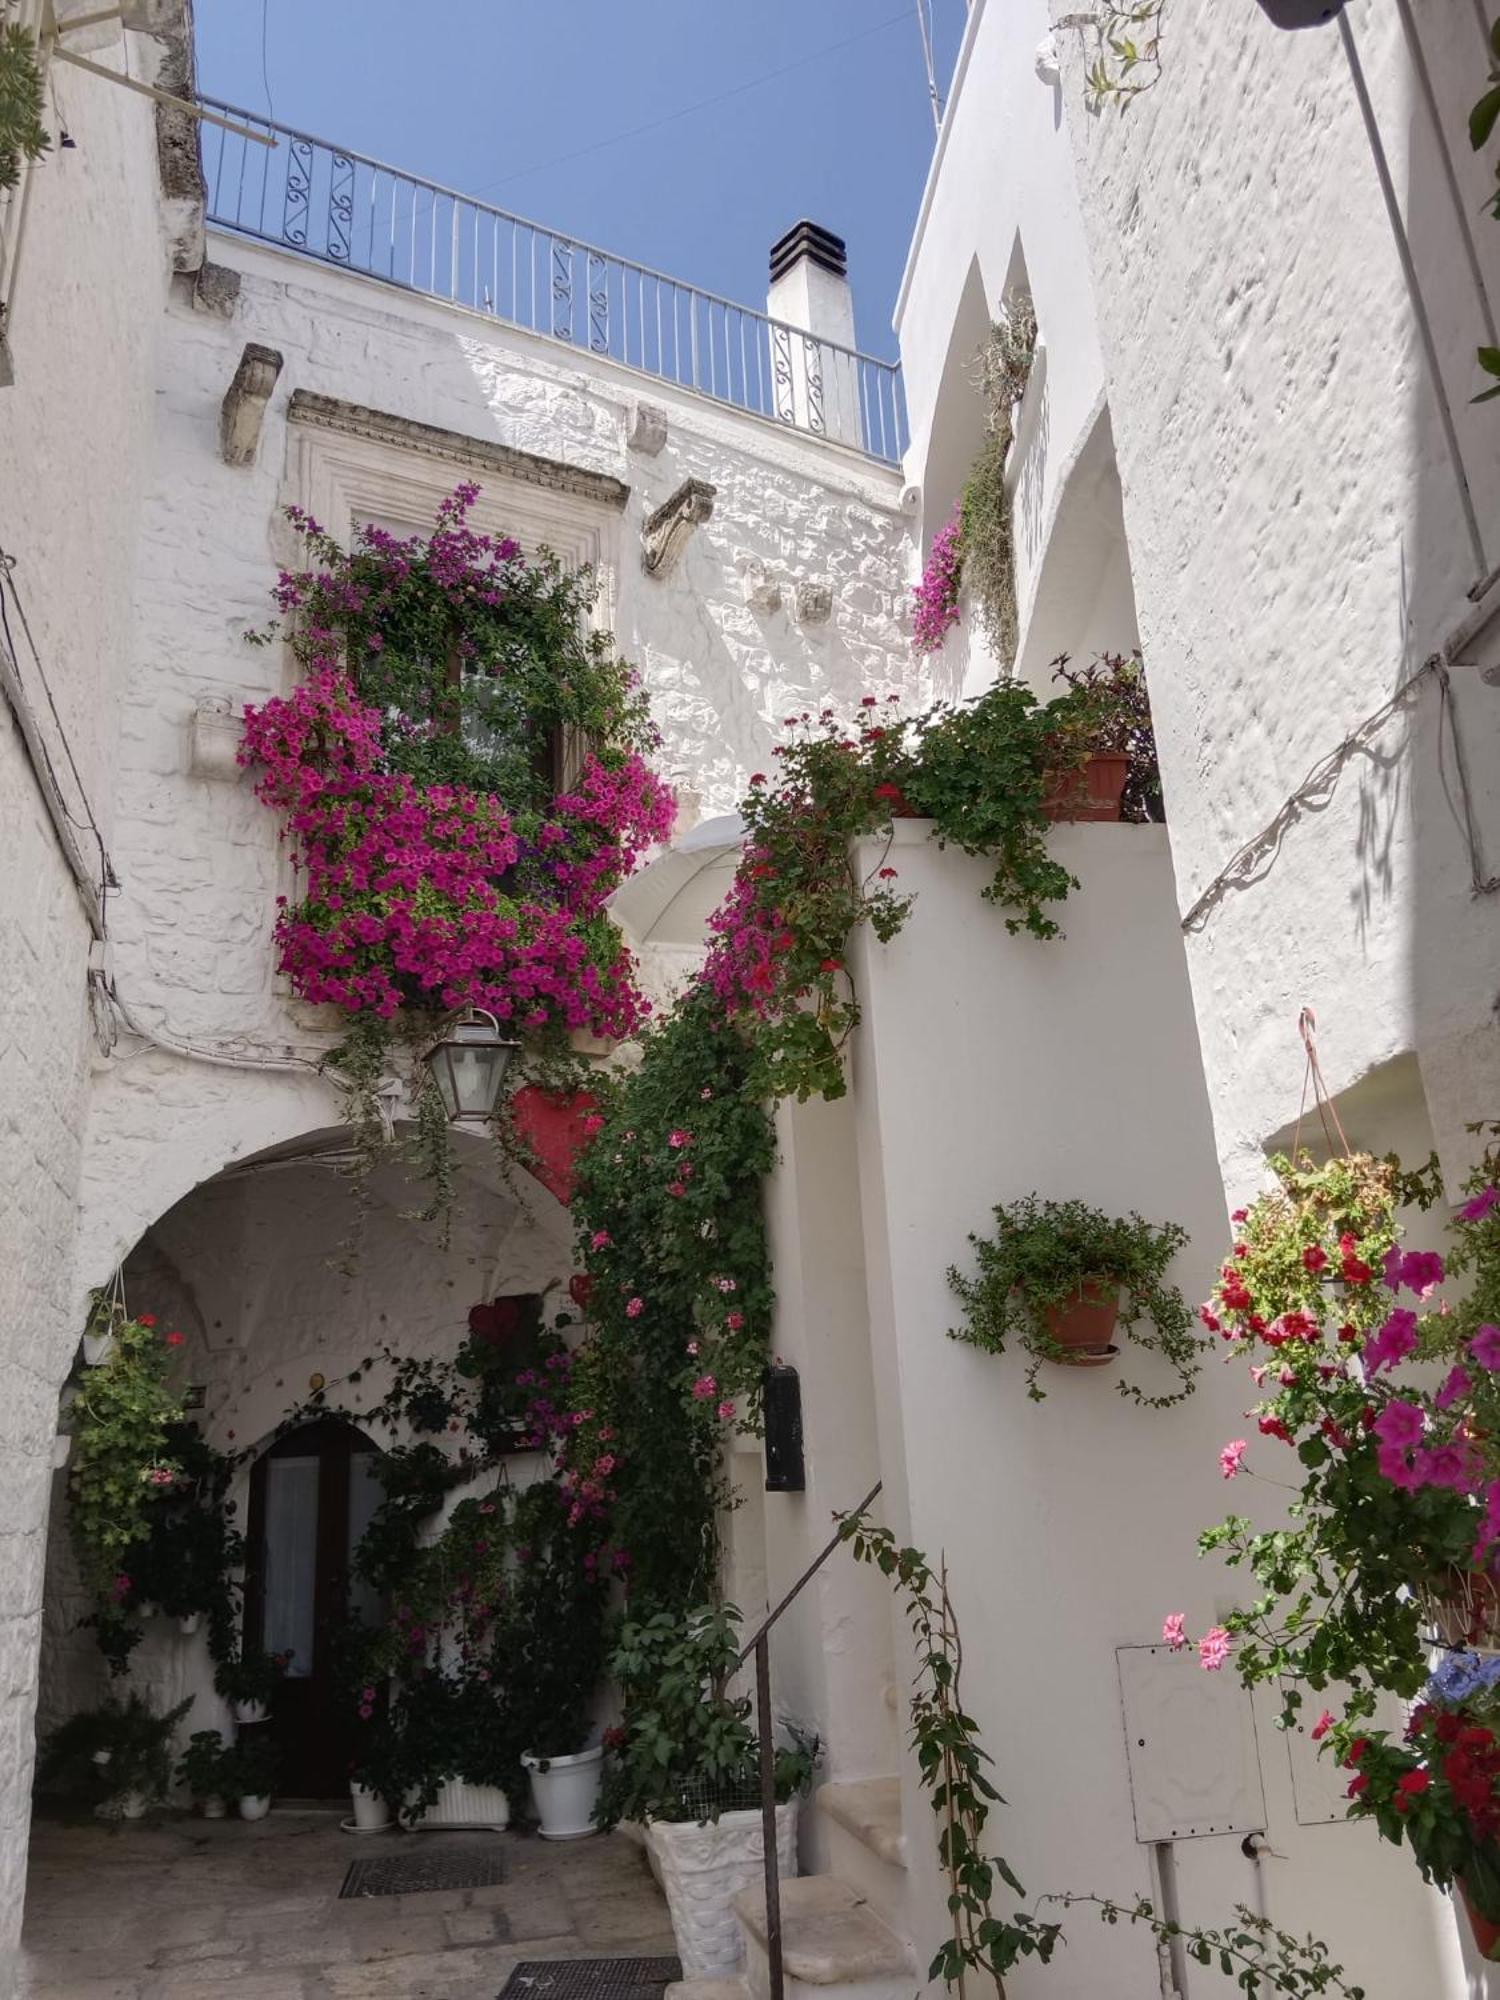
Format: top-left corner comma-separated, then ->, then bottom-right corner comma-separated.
423,1008 -> 519,1125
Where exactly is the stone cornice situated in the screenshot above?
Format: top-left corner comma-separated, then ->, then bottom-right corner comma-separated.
286,392 -> 630,510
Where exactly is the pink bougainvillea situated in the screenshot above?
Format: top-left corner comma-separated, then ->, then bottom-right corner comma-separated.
910,507 -> 964,655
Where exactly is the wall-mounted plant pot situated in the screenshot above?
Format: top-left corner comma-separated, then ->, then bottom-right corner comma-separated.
238,1794 -> 272,1822
82,1332 -> 116,1368
1041,753 -> 1129,823
232,1700 -> 269,1726
1039,1278 -> 1121,1359
1461,1881 -> 1500,1962
177,1613 -> 201,1637
201,1796 -> 227,1820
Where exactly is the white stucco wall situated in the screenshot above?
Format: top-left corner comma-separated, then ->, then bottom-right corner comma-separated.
1048,0 -> 1500,1197
0,17 -> 185,1967
838,823 -> 1465,1996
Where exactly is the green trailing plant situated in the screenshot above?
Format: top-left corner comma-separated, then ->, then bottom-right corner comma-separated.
949,1196 -> 1200,1405
0,16 -> 48,193
36,1693 -> 192,1813
177,1730 -> 236,1806
597,1604 -> 816,1828
1078,3 -> 1168,110
841,1511 -> 1361,1999
957,291 -> 1037,666
123,1423 -> 244,1660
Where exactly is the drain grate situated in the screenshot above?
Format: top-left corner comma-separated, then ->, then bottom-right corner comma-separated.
340,1845 -> 507,1899
497,1959 -> 682,2000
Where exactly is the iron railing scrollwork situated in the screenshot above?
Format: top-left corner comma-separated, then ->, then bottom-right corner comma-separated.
196,98 -> 906,464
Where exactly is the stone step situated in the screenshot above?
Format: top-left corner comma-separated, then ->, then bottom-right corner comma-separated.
734,1876 -> 913,2000
815,1779 -> 905,1870
666,1981 -> 749,2000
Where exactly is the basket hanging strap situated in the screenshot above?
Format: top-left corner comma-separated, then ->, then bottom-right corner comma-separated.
1290,1007 -> 1352,1163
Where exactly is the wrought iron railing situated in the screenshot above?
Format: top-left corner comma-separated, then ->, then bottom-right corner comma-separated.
734,1478 -> 884,2000
197,100 -> 908,465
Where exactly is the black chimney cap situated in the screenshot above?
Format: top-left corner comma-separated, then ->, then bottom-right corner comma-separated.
769,220 -> 848,284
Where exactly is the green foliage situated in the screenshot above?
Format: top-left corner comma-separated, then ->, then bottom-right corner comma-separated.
1081,4 -> 1168,111
37,1694 -> 192,1811
177,1730 -> 236,1804
213,1649 -> 293,1710
224,1730 -> 281,1801
949,1195 -> 1200,1405
841,1516 -> 1060,1987
68,1300 -> 185,1622
956,292 -> 1037,664
124,1424 -> 244,1662
1472,20 -> 1500,398
569,993 -> 776,1610
0,19 -> 48,193
1040,1896 -> 1364,1997
904,683 -> 1080,940
598,1604 -> 815,1827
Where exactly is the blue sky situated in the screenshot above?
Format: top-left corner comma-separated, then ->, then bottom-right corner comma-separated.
192,2 -> 966,361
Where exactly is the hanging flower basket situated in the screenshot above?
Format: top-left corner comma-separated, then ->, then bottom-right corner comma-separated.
1041,752 -> 1129,823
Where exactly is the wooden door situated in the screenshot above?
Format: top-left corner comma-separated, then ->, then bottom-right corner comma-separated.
245,1420 -> 383,1800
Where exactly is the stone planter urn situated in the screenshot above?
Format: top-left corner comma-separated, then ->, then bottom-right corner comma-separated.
648,1802 -> 799,1978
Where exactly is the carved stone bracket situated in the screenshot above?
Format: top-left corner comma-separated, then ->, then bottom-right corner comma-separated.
737,556 -> 782,614
793,580 -> 833,626
641,479 -> 716,579
188,696 -> 244,780
220,343 -> 284,467
628,403 -> 668,456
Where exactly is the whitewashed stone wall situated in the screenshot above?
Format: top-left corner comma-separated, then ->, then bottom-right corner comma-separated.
0,15 -> 186,1968
1051,0 -> 1500,1196
79,239 -> 922,1294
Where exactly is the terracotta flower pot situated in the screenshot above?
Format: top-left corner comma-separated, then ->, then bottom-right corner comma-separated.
1039,1278 -> 1121,1360
1042,753 -> 1129,823
1460,1880 -> 1500,1961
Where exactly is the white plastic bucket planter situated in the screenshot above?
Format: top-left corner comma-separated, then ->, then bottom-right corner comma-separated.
201,1797 -> 227,1820
649,1802 -> 799,1978
232,1700 -> 268,1725
522,1744 -> 604,1840
117,1792 -> 150,1821
238,1794 -> 271,1822
177,1613 -> 200,1637
350,1783 -> 390,1831
82,1331 -> 116,1368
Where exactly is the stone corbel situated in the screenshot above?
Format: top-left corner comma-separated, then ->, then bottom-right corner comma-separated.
738,557 -> 782,614
628,403 -> 668,456
220,342 -> 283,467
793,580 -> 833,626
188,696 -> 244,779
641,478 -> 716,579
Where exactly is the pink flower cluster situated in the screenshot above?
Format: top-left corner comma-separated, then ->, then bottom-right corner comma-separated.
910,507 -> 963,655
240,667 -> 673,1031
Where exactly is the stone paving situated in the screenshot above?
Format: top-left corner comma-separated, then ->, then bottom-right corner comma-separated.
19,1810 -> 677,2000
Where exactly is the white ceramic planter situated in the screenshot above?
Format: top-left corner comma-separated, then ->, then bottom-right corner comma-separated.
412,1778 -> 510,1829
177,1613 -> 201,1637
232,1700 -> 268,1725
82,1332 -> 116,1368
350,1783 -> 390,1831
522,1743 -> 603,1840
649,1802 -> 799,1979
117,1791 -> 150,1820
201,1796 -> 227,1820
238,1794 -> 271,1822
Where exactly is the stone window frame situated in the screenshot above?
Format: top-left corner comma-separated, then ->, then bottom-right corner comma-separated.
270,393 -> 631,1026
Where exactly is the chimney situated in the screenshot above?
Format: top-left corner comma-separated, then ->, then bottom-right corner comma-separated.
765,221 -> 862,448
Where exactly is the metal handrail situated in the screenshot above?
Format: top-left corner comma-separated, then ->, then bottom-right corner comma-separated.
195,98 -> 908,465
735,1479 -> 884,2000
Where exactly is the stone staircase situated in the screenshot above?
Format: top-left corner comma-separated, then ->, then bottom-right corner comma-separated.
667,1776 -> 914,2000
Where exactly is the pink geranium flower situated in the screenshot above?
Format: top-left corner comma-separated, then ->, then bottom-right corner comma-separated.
1162,1613 -> 1188,1651
1219,1439 -> 1248,1480
625,1297 -> 644,1319
1199,1627 -> 1232,1672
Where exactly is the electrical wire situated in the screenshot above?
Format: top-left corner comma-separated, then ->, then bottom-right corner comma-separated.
466,10 -> 912,197
259,0 -> 274,124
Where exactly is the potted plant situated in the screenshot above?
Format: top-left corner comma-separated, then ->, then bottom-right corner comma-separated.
388,1669 -> 514,1830
1049,651 -> 1163,823
36,1693 -> 191,1820
510,1483 -> 610,1838
1328,1653 -> 1500,1961
598,1605 -> 815,1978
227,1732 -> 280,1821
215,1648 -> 292,1724
177,1730 -> 235,1819
948,1195 -> 1199,1404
